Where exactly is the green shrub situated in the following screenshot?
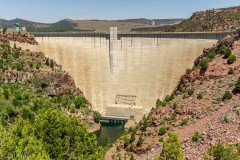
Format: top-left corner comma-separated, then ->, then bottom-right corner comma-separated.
217,45 -> 227,54
137,135 -> 144,147
3,28 -> 7,34
158,127 -> 166,136
192,131 -> 201,142
180,119 -> 188,126
206,144 -> 240,160
156,98 -> 162,107
46,58 -> 49,66
186,68 -> 192,74
222,91 -> 232,100
93,111 -> 101,123
130,154 -> 135,160
227,55 -> 236,64
142,115 -> 148,131
197,93 -> 203,99
228,68 -> 234,74
50,59 -> 54,69
20,107 -> 34,120
74,96 -> 86,109
6,107 -> 16,117
124,136 -> 130,148
207,52 -> 216,60
199,58 -> 210,69
224,48 -> 232,58
130,131 -> 136,143
235,77 -> 240,92
188,88 -> 194,96
172,103 -> 177,109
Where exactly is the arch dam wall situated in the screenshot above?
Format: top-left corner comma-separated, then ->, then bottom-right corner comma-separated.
14,32 -> 229,117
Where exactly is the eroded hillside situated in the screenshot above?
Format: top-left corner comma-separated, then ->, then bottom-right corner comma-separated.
132,6 -> 240,32
107,34 -> 240,160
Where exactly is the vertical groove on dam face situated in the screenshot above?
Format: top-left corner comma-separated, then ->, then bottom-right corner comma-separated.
31,36 -> 217,114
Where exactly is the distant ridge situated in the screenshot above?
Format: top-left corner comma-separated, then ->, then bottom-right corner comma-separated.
0,18 -> 185,32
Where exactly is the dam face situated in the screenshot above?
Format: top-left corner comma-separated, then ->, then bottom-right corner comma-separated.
31,35 -> 217,115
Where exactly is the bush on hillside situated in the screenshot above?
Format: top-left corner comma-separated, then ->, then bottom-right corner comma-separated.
224,48 -> 232,58
74,96 -> 86,109
228,68 -> 234,74
197,92 -> 203,99
217,45 -> 227,55
222,91 -> 232,100
186,68 -> 192,74
192,131 -> 201,142
199,58 -> 210,70
156,98 -> 162,107
188,88 -> 194,96
205,144 -> 240,160
227,55 -> 236,64
158,127 -> 167,136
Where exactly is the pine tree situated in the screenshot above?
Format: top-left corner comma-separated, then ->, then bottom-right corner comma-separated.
159,133 -> 184,160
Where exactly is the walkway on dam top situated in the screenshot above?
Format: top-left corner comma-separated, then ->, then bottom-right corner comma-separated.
32,31 -> 233,40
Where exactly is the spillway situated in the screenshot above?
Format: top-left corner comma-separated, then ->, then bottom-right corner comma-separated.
14,34 -> 219,116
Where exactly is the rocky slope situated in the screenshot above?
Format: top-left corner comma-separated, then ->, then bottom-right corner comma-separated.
132,6 -> 240,32
107,34 -> 240,159
0,31 -> 99,129
0,31 -> 37,45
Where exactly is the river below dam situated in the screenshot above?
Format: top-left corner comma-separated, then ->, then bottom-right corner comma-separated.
95,122 -> 125,146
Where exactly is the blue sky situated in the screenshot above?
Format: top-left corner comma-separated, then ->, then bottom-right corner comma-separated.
0,0 -> 239,23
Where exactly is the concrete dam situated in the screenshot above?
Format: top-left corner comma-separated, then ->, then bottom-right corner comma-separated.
15,32 -> 229,120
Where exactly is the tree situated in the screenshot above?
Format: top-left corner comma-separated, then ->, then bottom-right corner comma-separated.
130,131 -> 136,143
3,28 -> 7,34
104,135 -> 110,148
50,59 -> 54,69
34,109 -> 104,159
142,115 -> 148,131
137,135 -> 144,147
156,98 -> 162,107
0,119 -> 50,160
159,133 -> 184,160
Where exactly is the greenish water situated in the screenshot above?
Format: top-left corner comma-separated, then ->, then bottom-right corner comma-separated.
95,122 -> 125,146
